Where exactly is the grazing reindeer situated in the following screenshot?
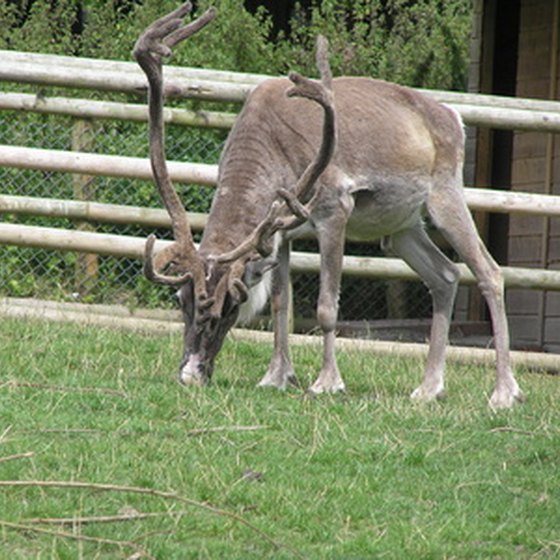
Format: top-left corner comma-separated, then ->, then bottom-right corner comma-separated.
134,2 -> 524,408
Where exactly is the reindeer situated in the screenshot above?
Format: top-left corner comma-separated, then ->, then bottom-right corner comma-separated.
133,2 -> 524,408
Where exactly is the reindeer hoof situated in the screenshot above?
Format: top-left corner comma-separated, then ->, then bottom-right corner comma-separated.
489,387 -> 525,410
178,374 -> 208,387
307,380 -> 346,395
257,372 -> 298,390
178,366 -> 209,387
410,384 -> 446,402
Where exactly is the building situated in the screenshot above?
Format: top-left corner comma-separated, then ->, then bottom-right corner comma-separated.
468,0 -> 560,352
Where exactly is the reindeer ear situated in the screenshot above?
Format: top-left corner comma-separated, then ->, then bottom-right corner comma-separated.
243,258 -> 278,288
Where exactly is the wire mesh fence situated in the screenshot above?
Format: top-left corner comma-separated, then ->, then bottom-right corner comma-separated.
0,106 -> 433,326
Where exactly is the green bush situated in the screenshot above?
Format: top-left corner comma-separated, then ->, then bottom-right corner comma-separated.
277,0 -> 470,90
0,0 -> 471,88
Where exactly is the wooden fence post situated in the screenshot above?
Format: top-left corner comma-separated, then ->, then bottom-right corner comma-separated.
72,119 -> 98,296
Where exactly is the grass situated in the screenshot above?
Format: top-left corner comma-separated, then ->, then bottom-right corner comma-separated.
0,317 -> 559,559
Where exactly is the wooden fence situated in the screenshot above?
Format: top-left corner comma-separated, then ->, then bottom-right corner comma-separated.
4,50 -> 560,130
2,50 -> 560,293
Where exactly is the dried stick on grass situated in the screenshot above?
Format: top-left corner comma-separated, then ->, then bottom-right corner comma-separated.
0,519 -> 153,559
22,428 -> 102,435
3,380 -> 127,397
0,479 -> 304,559
0,452 -> 34,464
24,510 -> 189,526
186,425 -> 267,436
488,427 -> 539,436
0,426 -> 12,444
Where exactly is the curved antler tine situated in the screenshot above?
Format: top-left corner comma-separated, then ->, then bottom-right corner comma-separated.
286,41 -> 336,203
315,35 -> 332,90
286,35 -> 333,106
134,4 -> 214,289
286,74 -> 334,186
164,7 -> 217,49
272,34 -> 336,232
204,260 -> 248,319
133,3 -> 193,63
143,234 -> 193,286
286,71 -> 333,109
228,260 -> 249,303
211,200 -> 283,264
230,278 -> 249,304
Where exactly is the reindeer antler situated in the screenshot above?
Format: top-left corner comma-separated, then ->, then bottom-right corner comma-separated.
212,35 -> 337,265
134,2 -> 216,296
286,36 -> 335,205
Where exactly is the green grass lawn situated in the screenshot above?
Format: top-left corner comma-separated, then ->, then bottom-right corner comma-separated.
0,317 -> 559,559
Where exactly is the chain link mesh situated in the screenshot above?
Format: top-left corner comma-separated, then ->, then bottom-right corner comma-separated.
0,107 -> 432,326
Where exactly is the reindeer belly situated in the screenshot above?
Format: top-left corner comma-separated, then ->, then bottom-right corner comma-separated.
345,181 -> 428,242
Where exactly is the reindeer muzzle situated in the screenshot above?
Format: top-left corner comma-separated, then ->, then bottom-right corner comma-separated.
178,353 -> 213,386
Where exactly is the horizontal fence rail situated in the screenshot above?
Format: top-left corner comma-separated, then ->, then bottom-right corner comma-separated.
0,58 -> 253,103
3,50 -> 560,131
0,194 -> 311,254
0,49 -> 269,86
2,151 -> 560,218
2,222 -> 560,292
2,192 -> 560,291
5,47 -> 560,116
0,194 -> 205,230
2,90 -> 560,132
0,145 -> 217,186
0,92 -> 237,129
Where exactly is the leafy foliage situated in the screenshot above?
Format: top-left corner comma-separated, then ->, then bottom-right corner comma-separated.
277,0 -> 471,90
0,0 -> 471,88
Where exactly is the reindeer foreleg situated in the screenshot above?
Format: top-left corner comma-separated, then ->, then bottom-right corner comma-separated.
307,206 -> 349,394
258,240 -> 298,389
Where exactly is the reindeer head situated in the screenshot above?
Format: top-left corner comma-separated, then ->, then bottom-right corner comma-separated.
134,2 -> 335,385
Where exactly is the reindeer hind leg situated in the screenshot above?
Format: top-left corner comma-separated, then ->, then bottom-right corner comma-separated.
388,225 -> 459,401
427,181 -> 524,408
